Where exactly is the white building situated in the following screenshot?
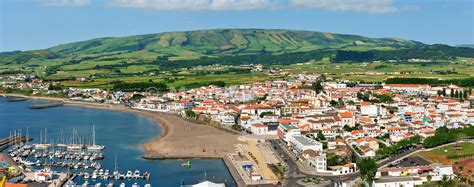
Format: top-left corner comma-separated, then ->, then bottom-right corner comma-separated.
289,135 -> 323,154
250,123 -> 268,135
373,177 -> 424,187
361,102 -> 378,117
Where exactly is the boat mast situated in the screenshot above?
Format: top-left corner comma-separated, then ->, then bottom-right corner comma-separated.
92,125 -> 96,146
26,126 -> 29,144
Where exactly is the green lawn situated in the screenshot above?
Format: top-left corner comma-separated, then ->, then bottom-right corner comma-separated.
418,142 -> 474,164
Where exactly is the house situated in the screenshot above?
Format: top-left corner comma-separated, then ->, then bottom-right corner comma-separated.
340,163 -> 357,174
250,123 -> 268,135
373,176 -> 424,187
340,112 -> 355,127
303,150 -> 327,172
361,102 -> 378,117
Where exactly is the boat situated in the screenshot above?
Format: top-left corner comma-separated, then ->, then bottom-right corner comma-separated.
126,170 -> 133,179
119,183 -> 126,187
107,181 -> 114,187
84,172 -> 90,179
144,184 -> 151,187
95,183 -> 102,187
181,160 -> 191,168
87,125 -> 105,150
113,155 -> 120,179
143,171 -> 150,180
104,170 -> 110,180
132,183 -> 139,187
92,171 -> 98,179
82,181 -> 89,187
133,170 -> 140,179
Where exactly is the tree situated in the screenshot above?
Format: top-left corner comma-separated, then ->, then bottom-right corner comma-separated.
185,110 -> 196,118
330,100 -> 338,107
317,131 -> 326,141
442,88 -> 447,97
259,111 -> 273,118
450,89 -> 455,97
464,90 -> 468,100
312,80 -> 324,94
426,175 -> 432,184
208,81 -> 225,87
357,158 -> 377,185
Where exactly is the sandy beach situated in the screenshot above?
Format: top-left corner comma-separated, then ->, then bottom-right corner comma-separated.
3,94 -> 240,159
63,102 -> 240,159
65,102 -> 240,159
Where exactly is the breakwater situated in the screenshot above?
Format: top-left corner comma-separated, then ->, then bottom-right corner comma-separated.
29,102 -> 64,109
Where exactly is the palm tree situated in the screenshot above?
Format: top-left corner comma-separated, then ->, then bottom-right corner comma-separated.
426,175 -> 432,185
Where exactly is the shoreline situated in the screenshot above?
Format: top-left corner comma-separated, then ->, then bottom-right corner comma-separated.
1,94 -> 243,186
2,94 -> 240,159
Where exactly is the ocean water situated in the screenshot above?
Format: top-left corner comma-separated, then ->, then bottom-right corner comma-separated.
0,97 -> 236,187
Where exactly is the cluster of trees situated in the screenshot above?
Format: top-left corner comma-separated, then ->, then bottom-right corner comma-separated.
155,50 -> 331,70
208,81 -> 226,87
437,88 -> 471,101
385,77 -> 474,87
112,82 -> 167,92
185,110 -> 196,119
356,91 -> 393,103
48,84 -> 65,91
357,158 -> 378,184
327,154 -> 350,166
332,44 -> 474,62
423,126 -> 474,148
375,135 -> 422,160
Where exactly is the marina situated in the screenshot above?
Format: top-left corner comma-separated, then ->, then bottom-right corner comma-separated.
0,97 -> 236,186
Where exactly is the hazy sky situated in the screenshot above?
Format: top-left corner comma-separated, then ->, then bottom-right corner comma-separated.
1,0 -> 473,52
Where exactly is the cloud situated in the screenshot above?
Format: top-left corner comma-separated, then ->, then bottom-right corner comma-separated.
41,0 -> 92,7
290,0 -> 400,14
108,0 -> 281,11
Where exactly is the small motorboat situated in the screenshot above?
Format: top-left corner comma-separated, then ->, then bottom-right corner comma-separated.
133,170 -> 140,179
119,183 -> 126,187
84,172 -> 90,179
126,170 -> 133,179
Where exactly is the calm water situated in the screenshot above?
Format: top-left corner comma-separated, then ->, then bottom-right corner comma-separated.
0,97 -> 236,187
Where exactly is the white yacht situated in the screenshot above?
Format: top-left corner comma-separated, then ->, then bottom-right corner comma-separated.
87,125 -> 105,150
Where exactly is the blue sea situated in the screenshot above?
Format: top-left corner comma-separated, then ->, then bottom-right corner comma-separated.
0,97 -> 236,187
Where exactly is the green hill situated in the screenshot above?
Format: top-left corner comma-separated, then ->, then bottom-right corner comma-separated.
0,29 -> 422,65
3,29 -> 473,87
47,29 -> 421,56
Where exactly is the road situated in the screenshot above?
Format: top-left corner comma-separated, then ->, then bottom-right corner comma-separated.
268,139 -> 360,187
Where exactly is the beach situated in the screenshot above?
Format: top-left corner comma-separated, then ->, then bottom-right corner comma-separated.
5,95 -> 241,159
65,102 -> 240,159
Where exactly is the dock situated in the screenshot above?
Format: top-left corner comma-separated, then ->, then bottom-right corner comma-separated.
0,136 -> 32,151
29,102 -> 64,109
5,96 -> 29,102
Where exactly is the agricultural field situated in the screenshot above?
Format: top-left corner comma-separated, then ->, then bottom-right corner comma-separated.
417,142 -> 474,165
285,59 -> 474,82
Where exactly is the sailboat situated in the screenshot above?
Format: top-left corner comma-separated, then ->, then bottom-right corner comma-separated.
68,128 -> 84,150
113,155 -> 120,180
88,125 -> 105,150
35,128 -> 51,149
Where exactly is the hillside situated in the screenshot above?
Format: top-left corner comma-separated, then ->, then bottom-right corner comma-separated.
0,29 -> 422,65
1,29 -> 473,88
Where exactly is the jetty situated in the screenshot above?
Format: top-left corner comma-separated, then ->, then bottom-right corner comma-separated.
29,102 -> 64,109
5,96 -> 28,102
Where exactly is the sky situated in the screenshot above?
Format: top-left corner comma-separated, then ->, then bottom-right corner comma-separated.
1,0 -> 473,52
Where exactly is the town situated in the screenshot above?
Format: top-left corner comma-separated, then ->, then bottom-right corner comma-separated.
1,71 -> 474,187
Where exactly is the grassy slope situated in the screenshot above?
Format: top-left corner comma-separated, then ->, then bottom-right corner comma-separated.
4,29 -> 470,88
